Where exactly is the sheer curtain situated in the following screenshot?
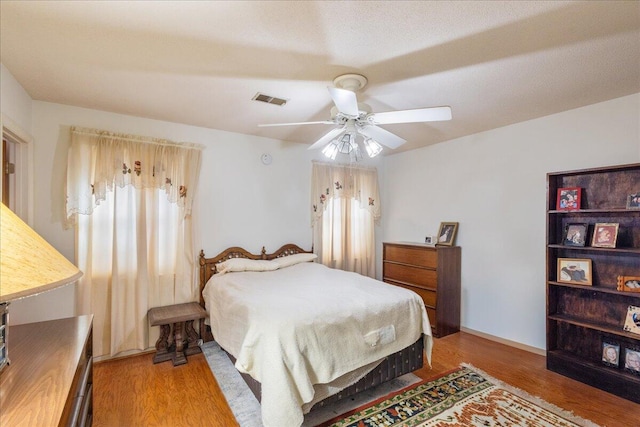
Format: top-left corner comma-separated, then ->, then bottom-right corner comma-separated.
66,127 -> 203,358
311,162 -> 381,277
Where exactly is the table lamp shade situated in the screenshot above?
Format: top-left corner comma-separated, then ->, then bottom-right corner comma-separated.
0,203 -> 82,303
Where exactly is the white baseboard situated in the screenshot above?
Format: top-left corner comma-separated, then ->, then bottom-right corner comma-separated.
460,327 -> 546,356
93,348 -> 156,364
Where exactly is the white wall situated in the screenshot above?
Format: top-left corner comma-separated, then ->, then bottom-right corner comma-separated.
10,101 -> 315,324
1,63 -> 32,133
381,93 -> 640,351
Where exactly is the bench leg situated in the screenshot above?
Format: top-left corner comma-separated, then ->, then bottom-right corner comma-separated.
184,320 -> 202,357
172,321 -> 187,366
153,324 -> 173,364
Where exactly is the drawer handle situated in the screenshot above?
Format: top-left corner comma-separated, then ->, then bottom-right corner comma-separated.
69,396 -> 83,427
78,360 -> 92,397
79,384 -> 93,427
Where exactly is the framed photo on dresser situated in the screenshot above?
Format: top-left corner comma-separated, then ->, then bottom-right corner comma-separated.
436,222 -> 458,246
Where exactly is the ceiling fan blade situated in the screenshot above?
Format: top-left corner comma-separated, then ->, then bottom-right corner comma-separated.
307,127 -> 345,151
358,125 -> 406,149
328,87 -> 360,117
259,120 -> 334,127
369,106 -> 452,125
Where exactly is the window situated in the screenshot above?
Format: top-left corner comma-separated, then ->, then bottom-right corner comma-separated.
311,162 -> 380,277
67,127 -> 202,357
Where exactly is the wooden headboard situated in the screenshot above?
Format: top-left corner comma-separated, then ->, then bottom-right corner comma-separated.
198,243 -> 311,306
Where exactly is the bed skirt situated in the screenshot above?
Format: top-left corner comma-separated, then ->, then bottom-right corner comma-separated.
224,335 -> 424,408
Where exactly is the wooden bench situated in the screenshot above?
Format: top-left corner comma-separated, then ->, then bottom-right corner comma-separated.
148,302 -> 207,366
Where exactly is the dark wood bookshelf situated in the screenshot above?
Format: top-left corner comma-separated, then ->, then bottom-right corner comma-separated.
546,163 -> 640,404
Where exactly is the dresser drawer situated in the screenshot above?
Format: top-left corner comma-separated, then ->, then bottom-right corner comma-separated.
386,280 -> 437,308
384,262 -> 437,289
384,245 -> 437,269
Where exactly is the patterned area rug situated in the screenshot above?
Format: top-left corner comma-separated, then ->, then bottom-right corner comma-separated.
322,364 -> 601,427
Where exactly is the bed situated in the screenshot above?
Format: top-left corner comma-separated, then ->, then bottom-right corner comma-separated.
199,244 -> 432,427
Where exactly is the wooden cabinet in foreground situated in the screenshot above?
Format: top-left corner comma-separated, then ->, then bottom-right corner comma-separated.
383,242 -> 461,337
546,163 -> 640,404
0,315 -> 94,426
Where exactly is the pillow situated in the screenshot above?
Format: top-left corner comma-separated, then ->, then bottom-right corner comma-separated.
214,258 -> 278,274
272,252 -> 318,269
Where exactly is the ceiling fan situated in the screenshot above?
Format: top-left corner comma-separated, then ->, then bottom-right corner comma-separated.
258,73 -> 452,159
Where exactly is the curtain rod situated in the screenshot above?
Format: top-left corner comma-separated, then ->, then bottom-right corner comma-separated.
70,126 -> 205,150
312,160 -> 378,171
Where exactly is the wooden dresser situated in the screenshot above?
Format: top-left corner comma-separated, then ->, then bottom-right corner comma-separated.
383,242 -> 461,337
0,315 -> 93,426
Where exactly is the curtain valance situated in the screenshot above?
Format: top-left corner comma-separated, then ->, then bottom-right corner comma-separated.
65,126 -> 203,227
310,161 -> 381,224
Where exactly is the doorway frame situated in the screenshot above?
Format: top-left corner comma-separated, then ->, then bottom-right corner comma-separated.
1,113 -> 34,224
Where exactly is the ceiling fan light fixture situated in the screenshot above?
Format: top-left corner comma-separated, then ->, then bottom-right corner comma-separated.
322,133 -> 381,162
363,138 -> 383,158
322,141 -> 339,160
337,132 -> 355,154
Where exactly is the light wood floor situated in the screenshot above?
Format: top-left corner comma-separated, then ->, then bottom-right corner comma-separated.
93,332 -> 639,426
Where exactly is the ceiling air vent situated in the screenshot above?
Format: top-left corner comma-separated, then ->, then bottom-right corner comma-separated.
252,93 -> 287,106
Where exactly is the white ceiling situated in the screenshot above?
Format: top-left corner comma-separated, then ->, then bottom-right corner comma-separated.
1,1 -> 639,154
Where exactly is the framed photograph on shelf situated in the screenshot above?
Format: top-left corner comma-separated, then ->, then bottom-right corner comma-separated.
556,187 -> 581,210
436,222 -> 458,246
623,305 -> 640,336
591,223 -> 619,248
602,341 -> 620,367
624,346 -> 640,376
562,223 -> 588,247
617,276 -> 640,293
627,193 -> 640,210
557,258 -> 592,285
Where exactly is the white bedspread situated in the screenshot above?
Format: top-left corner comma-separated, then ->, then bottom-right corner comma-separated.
203,262 -> 432,427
